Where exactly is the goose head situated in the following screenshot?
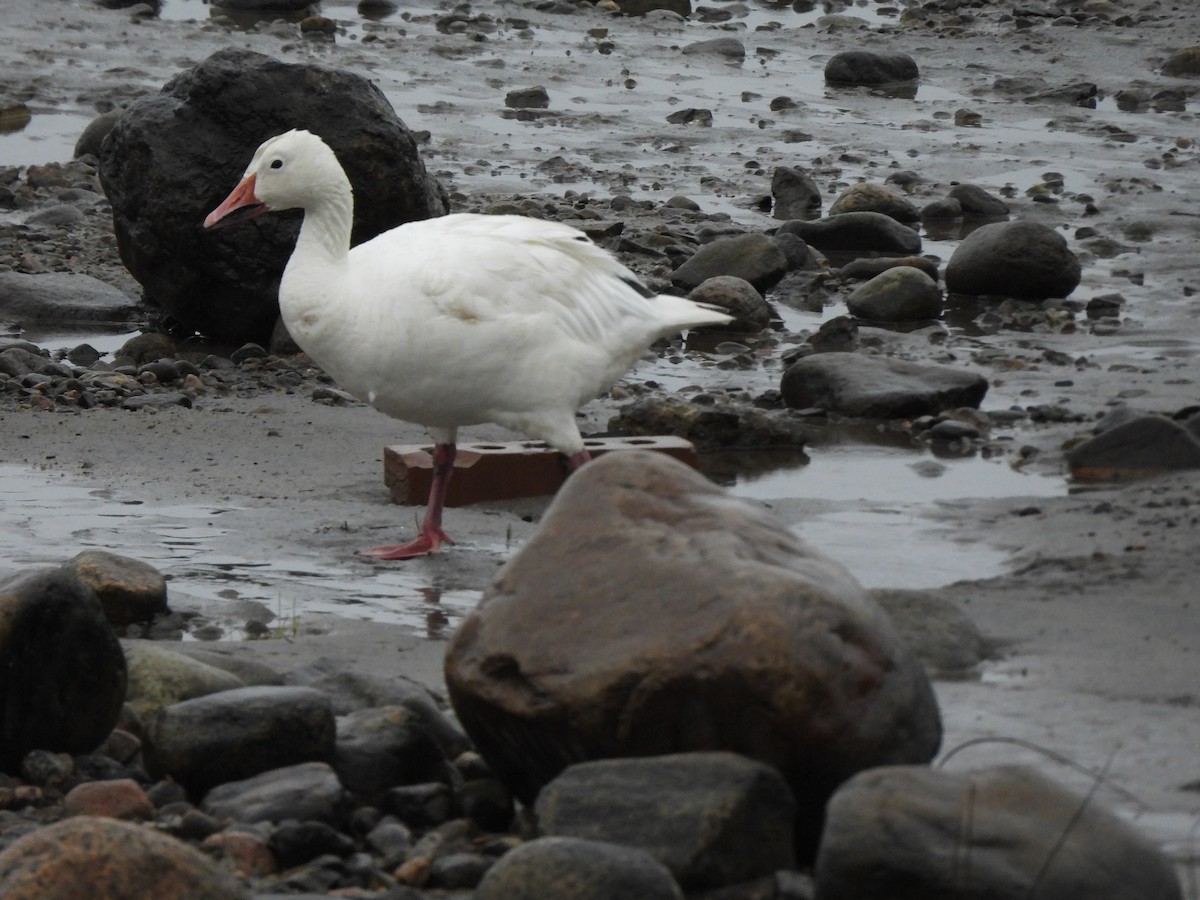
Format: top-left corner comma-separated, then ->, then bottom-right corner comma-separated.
204,129 -> 347,229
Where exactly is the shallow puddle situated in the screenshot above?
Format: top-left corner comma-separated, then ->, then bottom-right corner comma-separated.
0,464 -> 481,640
709,445 -> 1067,589
0,107 -> 96,169
1,438 -> 1066,640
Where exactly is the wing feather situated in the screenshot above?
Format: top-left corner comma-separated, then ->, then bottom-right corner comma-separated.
351,213 -> 684,345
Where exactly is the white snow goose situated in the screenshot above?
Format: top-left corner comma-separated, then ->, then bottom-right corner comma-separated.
204,129 -> 732,559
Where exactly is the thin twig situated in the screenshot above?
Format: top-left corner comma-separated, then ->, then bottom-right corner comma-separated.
1025,747 -> 1117,899
937,736 -> 1147,811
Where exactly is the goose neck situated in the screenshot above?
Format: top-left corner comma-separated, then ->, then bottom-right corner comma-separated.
295,180 -> 354,264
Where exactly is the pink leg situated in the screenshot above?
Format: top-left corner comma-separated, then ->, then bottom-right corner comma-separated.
360,442 -> 457,560
566,447 -> 592,471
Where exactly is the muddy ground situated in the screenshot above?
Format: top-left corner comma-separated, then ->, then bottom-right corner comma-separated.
1,0 -> 1198,877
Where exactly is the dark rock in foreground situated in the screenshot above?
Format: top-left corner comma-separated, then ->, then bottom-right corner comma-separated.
815,765 -> 1184,900
444,450 -> 942,861
476,836 -> 683,900
0,816 -> 248,900
201,760 -> 348,825
146,685 -> 336,796
99,47 -> 447,344
536,752 -> 796,891
0,568 -> 127,773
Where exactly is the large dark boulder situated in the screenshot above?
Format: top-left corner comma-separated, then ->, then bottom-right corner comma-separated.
0,569 -> 127,773
99,48 -> 448,345
444,450 -> 942,861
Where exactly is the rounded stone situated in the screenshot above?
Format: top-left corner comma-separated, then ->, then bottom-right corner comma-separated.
945,219 -> 1081,299
0,569 -> 127,772
846,266 -> 943,323
475,837 -> 683,900
0,817 -> 247,899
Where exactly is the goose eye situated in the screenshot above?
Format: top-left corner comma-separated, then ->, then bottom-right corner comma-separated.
269,159 -> 283,170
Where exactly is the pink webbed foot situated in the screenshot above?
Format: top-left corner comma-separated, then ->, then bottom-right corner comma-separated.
360,440 -> 458,561
359,528 -> 454,560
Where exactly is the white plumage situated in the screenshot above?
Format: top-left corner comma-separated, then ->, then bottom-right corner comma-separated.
205,129 -> 731,558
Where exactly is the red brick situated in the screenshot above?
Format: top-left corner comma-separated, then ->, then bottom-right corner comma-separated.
384,437 -> 699,506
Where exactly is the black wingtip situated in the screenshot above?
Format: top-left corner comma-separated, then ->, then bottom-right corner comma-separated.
621,276 -> 657,299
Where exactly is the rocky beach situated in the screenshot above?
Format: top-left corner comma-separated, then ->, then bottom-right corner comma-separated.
1,0 -> 1199,896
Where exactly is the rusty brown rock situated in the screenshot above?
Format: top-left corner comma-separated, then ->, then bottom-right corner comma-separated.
828,183 -> 920,223
444,450 -> 941,860
62,550 -> 168,627
64,778 -> 154,821
0,816 -> 248,899
202,831 -> 278,879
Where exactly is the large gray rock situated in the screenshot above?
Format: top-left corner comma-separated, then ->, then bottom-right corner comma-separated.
535,752 -> 796,891
475,837 -> 683,900
99,48 -> 448,345
201,761 -> 348,825
0,272 -> 140,327
1067,414 -> 1200,480
146,685 -> 336,796
815,765 -> 1183,900
444,450 -> 941,860
781,351 -> 987,418
777,211 -> 921,256
0,569 -> 127,773
945,219 -> 1081,299
670,232 -> 790,293
335,705 -> 453,804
